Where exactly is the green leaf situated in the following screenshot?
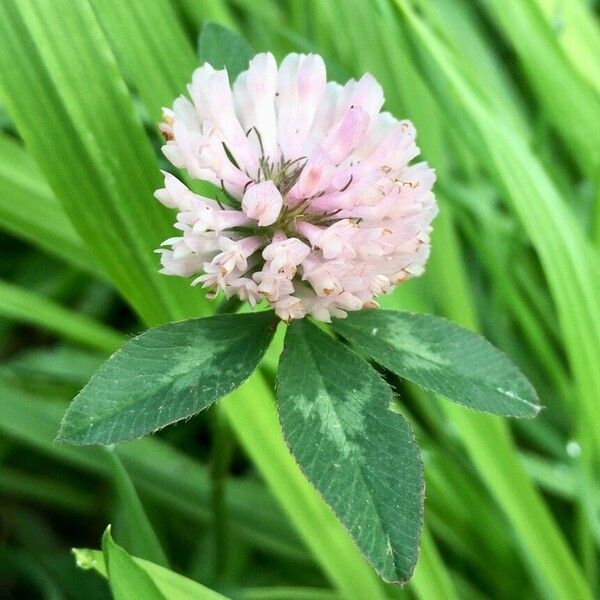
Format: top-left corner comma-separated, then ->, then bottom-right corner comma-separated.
277,319 -> 424,584
75,545 -> 228,600
482,0 -> 600,178
333,310 -> 540,418
397,0 -> 600,436
393,5 -> 595,596
198,22 -> 254,80
534,0 -> 600,101
223,373 -> 387,599
101,527 -> 166,600
57,311 -> 277,445
411,526 -> 458,600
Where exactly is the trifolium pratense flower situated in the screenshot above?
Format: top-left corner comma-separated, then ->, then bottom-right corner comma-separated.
156,53 -> 437,322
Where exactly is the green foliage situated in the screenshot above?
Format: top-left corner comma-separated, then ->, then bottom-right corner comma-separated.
278,319 -> 424,583
101,527 -> 166,600
76,542 -> 228,599
91,0 -> 197,122
199,22 -> 255,80
0,1 -> 599,599
333,310 -> 540,417
58,312 -> 278,444
104,450 -> 169,567
0,0 -> 204,325
221,373 -> 388,599
0,134 -> 94,273
482,0 -> 600,179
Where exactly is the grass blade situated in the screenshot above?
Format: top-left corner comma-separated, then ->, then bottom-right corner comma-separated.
0,380 -> 308,563
91,0 -> 197,122
75,544 -> 229,600
398,0 -> 600,471
0,278 -> 124,353
102,527 -> 166,600
0,0 -> 204,325
481,0 -> 600,178
0,134 -> 94,273
533,0 -> 600,98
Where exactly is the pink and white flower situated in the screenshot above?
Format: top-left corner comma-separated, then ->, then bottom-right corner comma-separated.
156,53 -> 437,322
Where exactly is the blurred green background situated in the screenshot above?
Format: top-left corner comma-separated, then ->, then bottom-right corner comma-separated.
0,0 -> 599,598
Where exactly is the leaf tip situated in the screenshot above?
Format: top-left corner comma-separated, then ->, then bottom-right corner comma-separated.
54,414 -> 82,446
101,524 -> 114,551
72,548 -> 97,571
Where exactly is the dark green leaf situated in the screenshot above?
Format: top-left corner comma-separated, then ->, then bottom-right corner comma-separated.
102,527 -> 166,600
333,310 -> 540,418
198,22 -> 254,80
57,311 -> 278,445
277,319 -> 424,584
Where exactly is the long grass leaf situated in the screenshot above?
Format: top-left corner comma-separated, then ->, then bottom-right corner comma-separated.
410,526 -> 458,600
383,13 -> 593,585
480,0 -> 600,178
74,546 -> 229,600
0,0 -> 202,325
0,278 -> 124,353
104,449 -> 169,568
0,134 -> 94,273
533,0 -> 600,99
398,0 -> 600,465
91,0 -> 197,122
0,381 -> 308,563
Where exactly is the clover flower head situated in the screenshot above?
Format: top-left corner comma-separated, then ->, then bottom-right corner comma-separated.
156,53 -> 437,322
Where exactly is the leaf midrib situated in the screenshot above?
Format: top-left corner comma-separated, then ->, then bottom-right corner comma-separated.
294,329 -> 403,579
341,322 -> 538,411
60,326 -> 270,442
